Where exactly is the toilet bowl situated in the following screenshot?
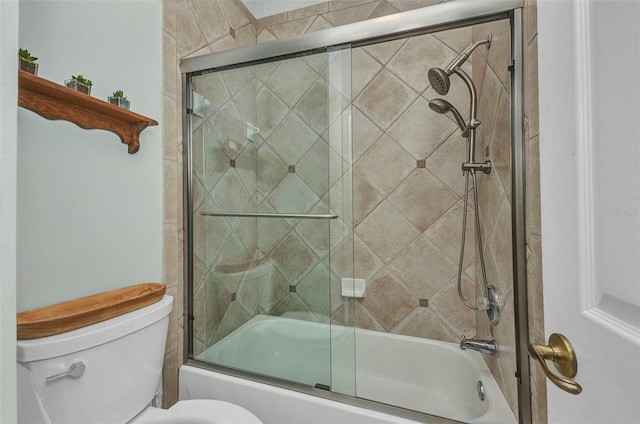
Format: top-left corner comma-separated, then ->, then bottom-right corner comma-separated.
16,294 -> 263,424
129,399 -> 262,423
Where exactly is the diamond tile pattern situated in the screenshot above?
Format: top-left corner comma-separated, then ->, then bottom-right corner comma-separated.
194,18 -> 491,351
355,200 -> 421,263
354,69 -> 417,130
353,134 -> 414,196
265,58 -> 318,107
266,111 -> 318,165
388,169 -> 459,232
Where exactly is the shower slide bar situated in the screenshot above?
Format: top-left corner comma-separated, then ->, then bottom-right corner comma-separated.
202,212 -> 338,220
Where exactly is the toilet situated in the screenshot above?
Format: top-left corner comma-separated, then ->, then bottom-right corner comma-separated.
16,294 -> 263,424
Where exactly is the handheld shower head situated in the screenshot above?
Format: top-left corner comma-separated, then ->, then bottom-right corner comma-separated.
428,36 -> 491,96
429,98 -> 467,133
428,67 -> 451,96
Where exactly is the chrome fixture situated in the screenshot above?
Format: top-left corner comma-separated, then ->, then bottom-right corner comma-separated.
428,99 -> 466,132
427,35 -> 499,326
46,361 -> 86,383
476,381 -> 485,401
202,212 -> 338,220
477,285 -> 500,326
460,336 -> 498,357
427,36 -> 493,96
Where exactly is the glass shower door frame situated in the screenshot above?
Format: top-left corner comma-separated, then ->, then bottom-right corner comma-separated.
182,1 -> 529,422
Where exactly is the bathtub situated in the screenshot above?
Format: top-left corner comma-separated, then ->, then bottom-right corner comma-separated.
182,315 -> 517,423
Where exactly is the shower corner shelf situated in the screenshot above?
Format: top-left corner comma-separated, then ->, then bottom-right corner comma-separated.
17,71 -> 158,154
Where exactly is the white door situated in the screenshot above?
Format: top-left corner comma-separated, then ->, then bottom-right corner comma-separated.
537,0 -> 640,422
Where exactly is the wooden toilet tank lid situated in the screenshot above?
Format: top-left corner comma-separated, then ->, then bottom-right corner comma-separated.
17,283 -> 167,340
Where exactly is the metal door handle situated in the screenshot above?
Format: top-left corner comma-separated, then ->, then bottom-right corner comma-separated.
46,361 -> 86,383
528,333 -> 582,395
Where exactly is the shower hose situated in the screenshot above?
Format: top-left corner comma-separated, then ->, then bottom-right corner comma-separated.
457,168 -> 490,311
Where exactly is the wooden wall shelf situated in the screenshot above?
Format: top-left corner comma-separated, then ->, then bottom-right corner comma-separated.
18,71 -> 158,154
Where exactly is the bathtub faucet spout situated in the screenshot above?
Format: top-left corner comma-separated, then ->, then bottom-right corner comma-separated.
460,335 -> 498,357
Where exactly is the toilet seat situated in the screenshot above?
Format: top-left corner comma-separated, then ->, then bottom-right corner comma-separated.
128,399 -> 263,424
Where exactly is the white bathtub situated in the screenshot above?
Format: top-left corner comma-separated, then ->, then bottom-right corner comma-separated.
183,315 -> 517,423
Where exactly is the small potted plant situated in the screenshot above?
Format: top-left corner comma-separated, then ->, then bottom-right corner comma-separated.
19,49 -> 38,75
108,90 -> 130,110
65,75 -> 93,95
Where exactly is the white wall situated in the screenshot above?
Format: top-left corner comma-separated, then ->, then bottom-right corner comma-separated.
17,0 -> 163,312
241,0 -> 326,19
0,1 -> 19,420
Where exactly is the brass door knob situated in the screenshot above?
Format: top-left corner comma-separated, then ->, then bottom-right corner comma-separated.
528,333 -> 582,395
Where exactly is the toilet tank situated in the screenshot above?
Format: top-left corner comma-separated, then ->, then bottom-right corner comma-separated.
16,295 -> 173,424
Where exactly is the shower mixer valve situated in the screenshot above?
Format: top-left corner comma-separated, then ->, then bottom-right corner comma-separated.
477,286 -> 500,325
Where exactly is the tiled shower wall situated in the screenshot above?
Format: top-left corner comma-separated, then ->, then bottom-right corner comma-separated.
162,1 -> 544,420
161,0 -> 257,406
472,18 -> 518,418
190,49 -> 354,351
524,0 -> 546,422
252,0 -> 480,348
471,2 -> 544,420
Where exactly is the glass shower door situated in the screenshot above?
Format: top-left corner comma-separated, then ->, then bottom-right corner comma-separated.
188,46 -> 355,394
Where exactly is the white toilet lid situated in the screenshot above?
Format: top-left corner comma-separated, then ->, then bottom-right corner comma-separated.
139,399 -> 263,424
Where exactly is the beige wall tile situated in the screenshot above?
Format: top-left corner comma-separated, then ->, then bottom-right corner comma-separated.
351,48 -> 383,98
289,2 -> 329,20
306,15 -> 334,33
191,0 -> 230,45
328,0 -> 376,12
477,65 -> 503,146
387,97 -> 457,160
388,169 -> 458,232
256,12 -> 288,32
385,0 -> 439,12
354,69 -> 417,130
526,133 -> 541,234
352,171 -> 384,226
526,36 -> 539,138
257,28 -> 277,43
363,38 -> 406,65
175,3 -> 208,58
163,31 -> 177,98
486,19 -> 511,91
434,26 -> 472,54
353,134 -> 414,196
163,0 -> 177,37
369,1 -> 400,19
524,0 -> 538,45
355,200 -> 420,263
162,348 -> 178,407
490,89 -> 512,193
163,159 -> 178,224
387,34 -> 458,93
162,95 -> 178,161
391,307 -> 458,342
362,267 -> 416,330
322,1 -> 380,27
270,231 -> 320,284
425,200 -> 476,268
264,16 -> 315,39
430,274 -> 476,336
351,108 -> 383,162
424,131 -> 468,197
389,234 -> 456,299
220,0 -> 250,30
234,24 -> 257,48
